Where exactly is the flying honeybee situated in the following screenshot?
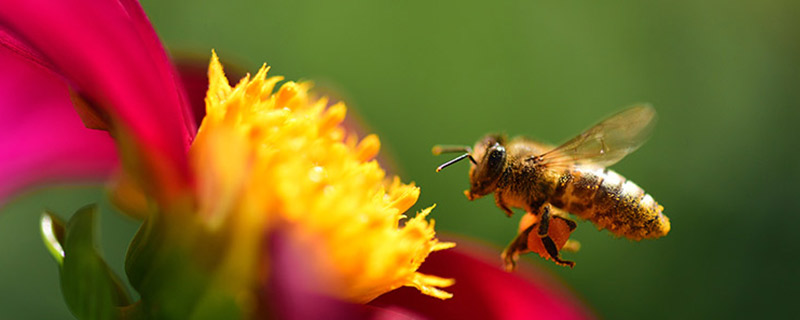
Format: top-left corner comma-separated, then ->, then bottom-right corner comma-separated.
433,105 -> 670,269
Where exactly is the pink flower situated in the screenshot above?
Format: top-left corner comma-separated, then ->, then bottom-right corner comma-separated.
2,0 -> 592,318
370,242 -> 589,319
0,0 -> 194,207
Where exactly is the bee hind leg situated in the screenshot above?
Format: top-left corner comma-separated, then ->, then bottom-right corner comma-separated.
541,237 -> 575,268
538,206 -> 576,268
501,224 -> 534,272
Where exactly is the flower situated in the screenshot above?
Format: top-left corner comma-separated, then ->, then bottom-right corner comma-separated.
0,0 -> 194,208
1,0 -> 591,319
190,51 -> 456,303
370,242 -> 591,320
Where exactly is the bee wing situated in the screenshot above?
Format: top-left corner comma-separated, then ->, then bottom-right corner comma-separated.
537,104 -> 656,169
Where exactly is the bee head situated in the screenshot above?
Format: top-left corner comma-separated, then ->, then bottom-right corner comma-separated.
432,134 -> 507,200
466,134 -> 507,200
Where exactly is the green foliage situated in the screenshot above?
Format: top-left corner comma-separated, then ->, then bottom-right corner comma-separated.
40,211 -> 65,265
51,205 -> 132,319
39,204 -> 242,319
124,213 -> 242,319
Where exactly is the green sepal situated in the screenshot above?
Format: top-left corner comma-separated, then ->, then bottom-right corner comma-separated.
59,204 -> 133,320
124,213 -> 159,293
40,211 -> 66,265
125,213 -> 245,319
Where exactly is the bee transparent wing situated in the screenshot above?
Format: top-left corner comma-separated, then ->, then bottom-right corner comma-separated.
537,104 -> 656,169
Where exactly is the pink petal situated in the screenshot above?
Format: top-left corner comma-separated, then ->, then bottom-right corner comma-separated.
174,61 -> 209,129
0,45 -> 117,204
0,27 -> 58,76
116,0 -> 196,136
370,241 -> 594,320
0,0 -> 194,201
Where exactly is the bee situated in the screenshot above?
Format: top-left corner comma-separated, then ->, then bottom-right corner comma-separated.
433,105 -> 670,269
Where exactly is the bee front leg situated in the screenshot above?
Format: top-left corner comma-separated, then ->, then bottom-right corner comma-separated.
494,191 -> 514,217
537,205 -> 576,268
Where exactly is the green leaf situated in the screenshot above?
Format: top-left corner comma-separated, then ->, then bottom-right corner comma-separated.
40,211 -> 66,265
124,214 -> 245,319
124,213 -> 159,293
60,204 -> 132,320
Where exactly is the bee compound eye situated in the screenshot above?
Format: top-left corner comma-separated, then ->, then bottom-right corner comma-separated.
487,145 -> 506,168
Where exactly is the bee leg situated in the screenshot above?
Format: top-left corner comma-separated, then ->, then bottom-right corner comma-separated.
551,214 -> 580,252
552,214 -> 577,232
537,206 -> 576,268
536,206 -> 552,237
494,191 -> 514,217
501,224 -> 534,271
541,237 -> 575,268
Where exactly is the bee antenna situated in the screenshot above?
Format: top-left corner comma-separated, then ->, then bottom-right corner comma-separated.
432,145 -> 473,154
435,153 -> 476,172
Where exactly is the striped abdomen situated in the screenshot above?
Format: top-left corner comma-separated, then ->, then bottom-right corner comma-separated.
549,167 -> 670,240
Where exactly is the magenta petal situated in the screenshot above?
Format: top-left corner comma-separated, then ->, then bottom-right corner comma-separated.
370,242 -> 594,320
0,0 -> 194,198
0,46 -> 117,204
116,0 -> 196,136
0,27 -> 58,77
174,60 -> 212,128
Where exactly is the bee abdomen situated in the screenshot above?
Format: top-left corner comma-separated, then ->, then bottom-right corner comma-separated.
550,168 -> 670,240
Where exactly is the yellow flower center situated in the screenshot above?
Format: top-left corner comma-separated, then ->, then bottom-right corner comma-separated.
190,51 -> 454,303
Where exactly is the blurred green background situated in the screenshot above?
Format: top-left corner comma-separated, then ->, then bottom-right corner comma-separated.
2,0 -> 798,318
